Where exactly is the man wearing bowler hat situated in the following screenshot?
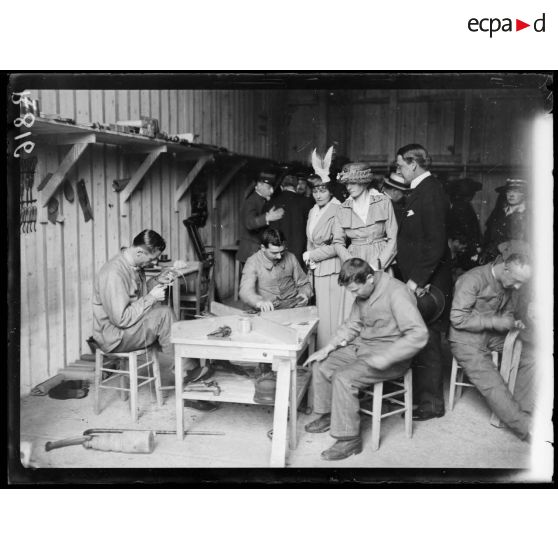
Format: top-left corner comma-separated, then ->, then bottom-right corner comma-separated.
237,171 -> 285,265
394,143 -> 452,421
482,179 -> 529,264
379,172 -> 409,226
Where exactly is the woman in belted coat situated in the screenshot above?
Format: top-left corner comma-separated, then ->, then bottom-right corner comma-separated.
302,177 -> 343,348
332,162 -> 398,317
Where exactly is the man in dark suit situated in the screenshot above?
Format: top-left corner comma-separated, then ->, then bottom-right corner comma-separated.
395,144 -> 452,421
236,172 -> 284,264
268,174 -> 314,267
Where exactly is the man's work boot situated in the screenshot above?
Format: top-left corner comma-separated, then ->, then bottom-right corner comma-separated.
305,413 -> 331,433
320,438 -> 362,461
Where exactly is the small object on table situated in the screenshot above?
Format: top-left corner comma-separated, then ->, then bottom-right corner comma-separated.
207,325 -> 232,339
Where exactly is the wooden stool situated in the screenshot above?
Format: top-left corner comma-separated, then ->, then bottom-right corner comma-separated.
359,369 -> 413,451
94,347 -> 163,422
449,352 -> 498,411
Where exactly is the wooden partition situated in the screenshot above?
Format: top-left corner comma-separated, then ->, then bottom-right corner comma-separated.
19,89 -> 284,393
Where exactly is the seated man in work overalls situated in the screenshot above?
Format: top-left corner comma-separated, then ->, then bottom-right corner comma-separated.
304,258 -> 428,461
449,252 -> 535,441
239,228 -> 313,312
92,229 -> 215,411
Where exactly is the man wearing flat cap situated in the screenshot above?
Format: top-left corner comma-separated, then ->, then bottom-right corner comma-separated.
267,173 -> 314,267
395,143 -> 452,421
237,171 -> 285,264
482,179 -> 529,264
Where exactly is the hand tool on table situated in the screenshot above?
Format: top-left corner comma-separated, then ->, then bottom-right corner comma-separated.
45,428 -> 225,453
183,380 -> 221,396
207,325 -> 232,339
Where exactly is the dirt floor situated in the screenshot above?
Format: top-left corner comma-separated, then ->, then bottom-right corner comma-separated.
20,371 -> 536,472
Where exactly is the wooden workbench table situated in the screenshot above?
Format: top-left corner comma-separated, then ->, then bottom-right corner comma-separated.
171,307 -> 318,467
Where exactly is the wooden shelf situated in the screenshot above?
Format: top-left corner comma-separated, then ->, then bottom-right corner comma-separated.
181,368 -> 311,408
31,117 -> 213,157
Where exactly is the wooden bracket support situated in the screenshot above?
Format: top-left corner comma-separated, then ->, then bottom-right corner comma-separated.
212,158 -> 247,207
120,146 -> 167,203
39,142 -> 92,213
175,154 -> 213,209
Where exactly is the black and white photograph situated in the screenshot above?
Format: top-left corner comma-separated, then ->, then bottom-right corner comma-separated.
6,72 -> 554,482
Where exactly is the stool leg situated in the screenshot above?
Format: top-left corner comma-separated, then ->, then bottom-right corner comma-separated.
120,359 -> 129,401
151,349 -> 163,407
129,353 -> 139,422
404,370 -> 413,438
449,358 -> 458,411
94,350 -> 103,415
455,368 -> 464,402
371,381 -> 383,451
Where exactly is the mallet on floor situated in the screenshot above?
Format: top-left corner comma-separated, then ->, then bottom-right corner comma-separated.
45,428 -> 225,454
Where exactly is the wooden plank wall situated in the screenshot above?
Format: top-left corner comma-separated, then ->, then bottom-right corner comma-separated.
283,88 -> 545,230
20,89 -> 283,394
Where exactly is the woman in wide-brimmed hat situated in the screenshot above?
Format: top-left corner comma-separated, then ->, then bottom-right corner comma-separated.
482,178 -> 529,263
333,162 -> 398,317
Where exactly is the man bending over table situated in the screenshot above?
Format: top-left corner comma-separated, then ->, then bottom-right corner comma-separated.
239,228 -> 313,312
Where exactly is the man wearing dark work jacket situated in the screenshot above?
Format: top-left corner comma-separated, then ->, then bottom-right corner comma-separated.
237,172 -> 284,264
395,144 -> 452,421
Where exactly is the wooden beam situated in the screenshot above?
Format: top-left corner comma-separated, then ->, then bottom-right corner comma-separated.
120,146 -> 167,203
175,154 -> 213,209
40,143 -> 91,207
213,159 -> 247,207
35,133 -> 96,146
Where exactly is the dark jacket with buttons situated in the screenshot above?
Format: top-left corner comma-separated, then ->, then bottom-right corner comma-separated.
396,175 -> 452,295
237,190 -> 269,263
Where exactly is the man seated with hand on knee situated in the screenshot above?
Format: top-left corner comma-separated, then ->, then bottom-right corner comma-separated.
304,258 -> 428,461
92,229 -> 216,412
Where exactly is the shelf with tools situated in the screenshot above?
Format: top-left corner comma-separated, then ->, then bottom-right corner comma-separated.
30,118 -> 270,216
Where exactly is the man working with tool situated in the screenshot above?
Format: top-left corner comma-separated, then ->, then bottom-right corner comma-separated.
239,228 -> 313,312
93,229 -> 215,411
449,252 -> 535,441
304,258 -> 428,460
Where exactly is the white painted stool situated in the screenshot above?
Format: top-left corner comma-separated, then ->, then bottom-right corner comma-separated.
94,347 -> 163,422
359,369 -> 413,451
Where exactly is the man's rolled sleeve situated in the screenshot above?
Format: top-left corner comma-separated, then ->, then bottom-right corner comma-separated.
99,269 -> 156,329
330,302 -> 362,347
239,257 -> 264,308
450,273 -> 493,332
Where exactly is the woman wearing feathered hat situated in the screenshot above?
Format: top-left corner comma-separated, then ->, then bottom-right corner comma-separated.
302,147 -> 343,348
332,161 -> 398,316
482,178 -> 529,263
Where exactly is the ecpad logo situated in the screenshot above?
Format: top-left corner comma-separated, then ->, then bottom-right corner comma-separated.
468,13 -> 546,37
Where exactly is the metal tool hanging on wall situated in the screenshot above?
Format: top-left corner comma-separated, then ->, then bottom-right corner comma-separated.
20,156 -> 37,233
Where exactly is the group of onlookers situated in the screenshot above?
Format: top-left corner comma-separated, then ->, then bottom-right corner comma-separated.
237,143 -> 535,460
